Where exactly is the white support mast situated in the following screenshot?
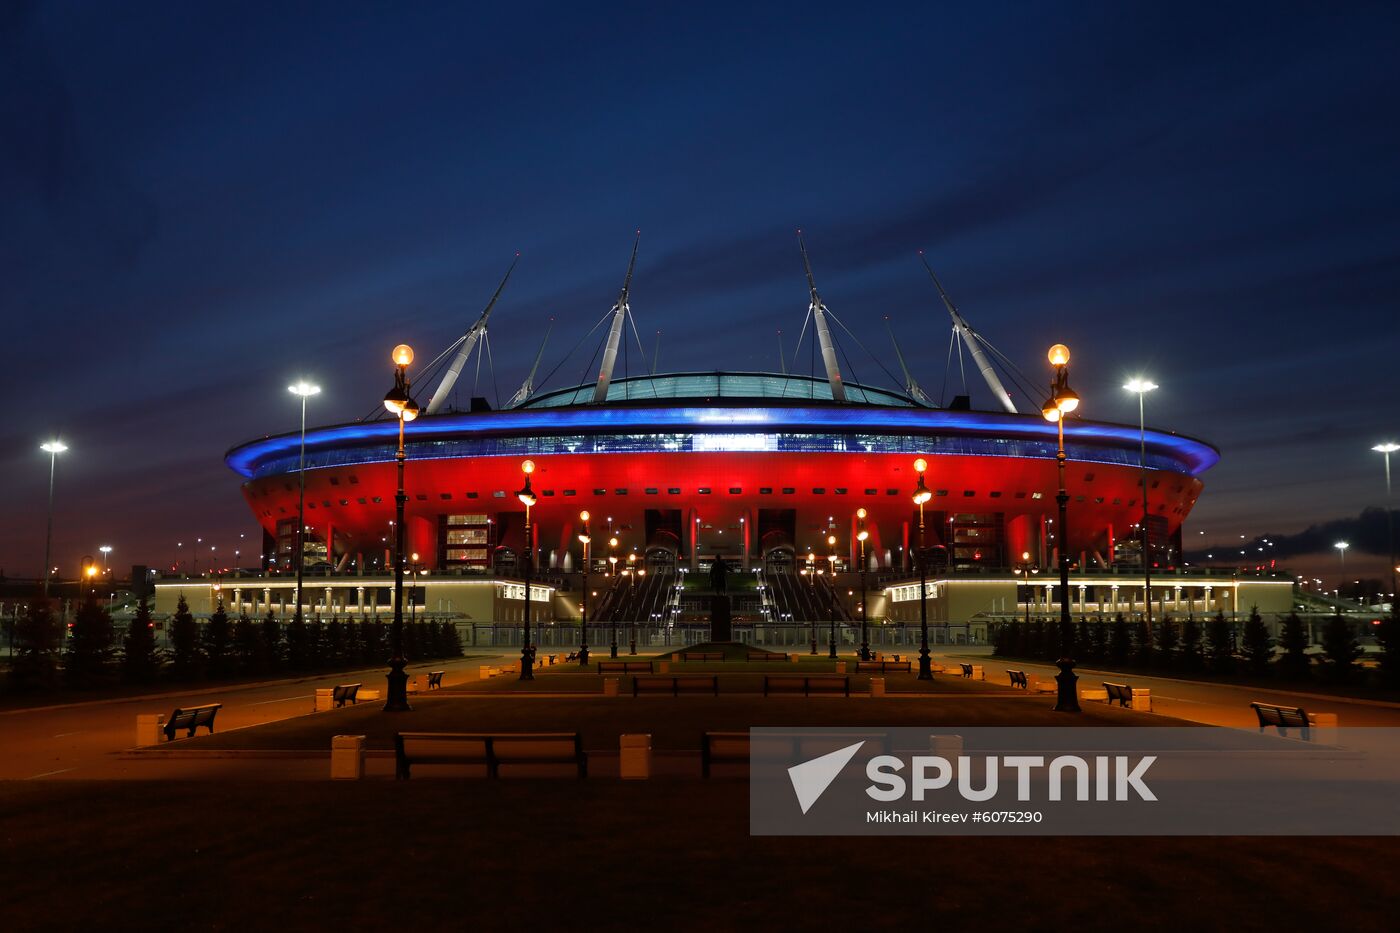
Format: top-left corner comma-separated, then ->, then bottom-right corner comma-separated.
798,232 -> 846,402
918,251 -> 1018,414
426,254 -> 520,414
884,317 -> 935,406
593,232 -> 640,403
506,318 -> 554,408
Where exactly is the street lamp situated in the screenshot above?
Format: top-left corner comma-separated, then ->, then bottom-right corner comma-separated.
1013,551 -> 1039,625
1124,378 -> 1158,631
608,536 -> 620,657
632,566 -> 644,655
1374,443 -> 1399,598
856,508 -> 870,660
1335,541 -> 1349,595
807,550 -> 819,655
826,533 -> 840,658
517,459 -> 538,681
288,380 -> 321,630
99,545 -> 112,576
577,510 -> 591,666
1042,343 -> 1080,712
626,553 -> 638,655
382,343 -> 419,711
912,457 -> 933,679
40,440 -> 67,598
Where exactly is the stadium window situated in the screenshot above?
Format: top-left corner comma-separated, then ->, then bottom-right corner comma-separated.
283,484 -> 293,493
760,487 -> 773,495
372,497 -> 382,504
1095,497 -> 1105,504
321,500 -> 331,507
563,490 -> 577,497
1075,496 -> 1086,503
864,488 -> 878,496
415,494 -> 427,501
440,493 -> 452,500
1014,491 -> 1027,499
729,488 -> 742,495
645,488 -> 658,495
833,488 -> 847,495
812,488 -> 825,495
614,488 -> 628,495
339,499 -> 349,506
783,488 -> 796,495
1151,480 -> 1160,489
886,488 -> 898,496
542,490 -> 555,497
593,489 -> 607,496
668,488 -> 681,495
936,490 -> 948,497
466,492 -> 479,499
329,477 -> 340,486
357,498 -> 367,505
348,475 -> 359,485
1031,492 -> 1043,500
989,491 -> 1002,499
698,487 -> 712,495
1083,473 -> 1095,482
307,502 -> 316,509
963,490 -> 975,497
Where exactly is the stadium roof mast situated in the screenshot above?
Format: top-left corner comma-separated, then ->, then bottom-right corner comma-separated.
918,251 -> 1018,414
798,231 -> 847,403
506,317 -> 555,408
593,231 -> 641,403
884,316 -> 935,406
426,253 -> 520,414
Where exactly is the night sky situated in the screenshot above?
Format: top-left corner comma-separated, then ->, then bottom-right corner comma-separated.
4,2 -> 1397,583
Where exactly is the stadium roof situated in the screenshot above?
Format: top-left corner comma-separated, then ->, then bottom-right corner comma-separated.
521,371 -> 920,409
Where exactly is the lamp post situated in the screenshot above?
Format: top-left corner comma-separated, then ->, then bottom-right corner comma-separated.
577,511 -> 591,666
856,508 -> 870,660
826,534 -> 839,658
1041,343 -> 1080,712
381,344 -> 419,711
1374,443 -> 1399,599
40,440 -> 67,598
1013,551 -> 1038,625
288,381 -> 321,629
1124,378 -> 1157,631
516,460 -> 538,681
806,551 -> 818,655
608,536 -> 620,657
1335,541 -> 1349,596
632,567 -> 644,655
911,458 -> 933,679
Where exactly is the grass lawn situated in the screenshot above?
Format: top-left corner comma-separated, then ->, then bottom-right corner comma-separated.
0,780 -> 1396,931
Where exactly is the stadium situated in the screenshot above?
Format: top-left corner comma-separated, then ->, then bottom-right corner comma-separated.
174,242 -> 1291,645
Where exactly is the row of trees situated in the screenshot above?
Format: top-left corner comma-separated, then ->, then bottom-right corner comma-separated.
992,606 -> 1400,687
7,595 -> 464,691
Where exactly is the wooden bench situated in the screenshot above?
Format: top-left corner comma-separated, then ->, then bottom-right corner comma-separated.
394,732 -> 586,780
426,671 -> 445,690
702,731 -> 891,778
565,651 -> 578,662
1251,702 -> 1314,740
633,674 -> 720,697
746,651 -> 789,662
959,663 -> 974,678
702,731 -> 750,778
163,703 -> 222,741
763,674 -> 850,697
596,660 -> 654,674
332,683 -> 362,707
855,660 -> 913,673
1103,682 -> 1134,707
1007,670 -> 1028,689
680,651 -> 724,662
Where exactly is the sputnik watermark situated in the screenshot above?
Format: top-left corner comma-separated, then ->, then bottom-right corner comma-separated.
750,727 -> 1400,835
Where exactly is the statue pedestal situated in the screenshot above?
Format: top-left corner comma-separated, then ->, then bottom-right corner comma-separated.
710,595 -> 732,642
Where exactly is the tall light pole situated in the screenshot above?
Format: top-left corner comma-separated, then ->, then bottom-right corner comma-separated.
608,536 -> 620,657
1042,343 -> 1080,712
1335,541 -> 1349,597
806,551 -> 819,655
288,381 -> 321,629
40,440 -> 67,597
1374,443 -> 1399,599
382,344 -> 419,711
1124,378 -> 1158,631
856,508 -> 870,660
578,511 -> 591,666
1013,551 -> 1038,625
516,460 -> 538,680
826,533 -> 839,658
911,458 -> 933,679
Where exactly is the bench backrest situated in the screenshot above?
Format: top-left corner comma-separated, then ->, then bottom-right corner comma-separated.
171,703 -> 221,725
960,663 -> 973,674
396,732 -> 581,766
806,675 -> 849,692
1251,703 -> 1309,728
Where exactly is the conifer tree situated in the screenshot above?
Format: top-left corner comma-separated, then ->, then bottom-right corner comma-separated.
1154,615 -> 1179,669
233,611 -> 260,675
1108,614 -> 1131,666
65,595 -> 115,687
1321,609 -> 1361,684
169,595 -> 203,680
1133,620 -> 1152,668
1242,606 -> 1273,677
1179,616 -> 1204,672
1205,611 -> 1234,675
11,600 -> 61,689
203,602 -> 233,678
122,597 -> 162,683
1375,599 -> 1400,689
1278,612 -> 1310,681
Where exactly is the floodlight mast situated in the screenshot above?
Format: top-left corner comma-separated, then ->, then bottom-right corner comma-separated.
593,232 -> 641,403
426,254 -> 520,414
884,317 -> 935,407
506,318 -> 555,409
919,252 -> 1018,414
798,231 -> 846,402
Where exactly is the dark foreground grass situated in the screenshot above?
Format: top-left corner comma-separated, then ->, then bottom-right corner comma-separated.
0,780 -> 1395,932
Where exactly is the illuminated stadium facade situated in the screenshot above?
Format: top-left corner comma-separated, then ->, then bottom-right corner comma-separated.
198,241 -> 1294,641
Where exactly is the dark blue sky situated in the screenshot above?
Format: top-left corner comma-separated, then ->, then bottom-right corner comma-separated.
3,1 -> 1397,581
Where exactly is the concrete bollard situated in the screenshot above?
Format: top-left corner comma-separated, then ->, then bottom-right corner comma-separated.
331,735 -> 365,780
657,660 -> 670,674
408,677 -> 421,694
1310,712 -> 1339,744
479,665 -> 493,679
869,677 -> 886,697
619,733 -> 652,780
602,676 -> 620,697
835,661 -> 847,674
1080,688 -> 1109,703
930,734 -> 964,758
314,687 -> 336,711
1131,688 -> 1152,713
971,665 -> 984,681
791,654 -> 800,663
136,713 -> 165,747
358,688 -> 381,702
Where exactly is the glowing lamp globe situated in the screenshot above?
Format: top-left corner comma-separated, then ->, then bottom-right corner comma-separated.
392,344 -> 414,367
1048,344 -> 1070,366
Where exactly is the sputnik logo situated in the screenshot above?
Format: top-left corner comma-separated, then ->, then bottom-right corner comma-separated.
787,741 -> 865,814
